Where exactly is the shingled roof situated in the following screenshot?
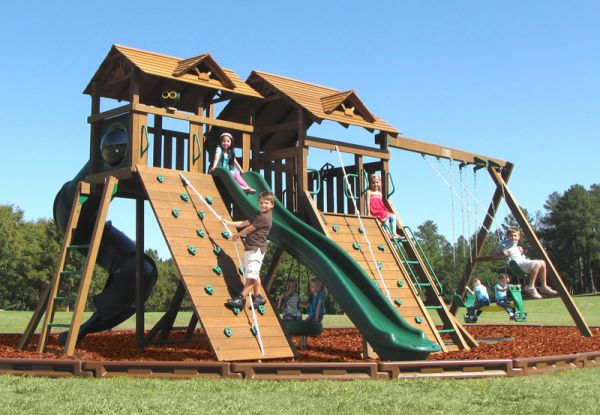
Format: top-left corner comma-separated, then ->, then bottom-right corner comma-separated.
247,70 -> 398,134
83,45 -> 262,100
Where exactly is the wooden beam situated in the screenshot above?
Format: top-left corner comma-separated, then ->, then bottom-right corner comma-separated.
133,103 -> 254,133
256,120 -> 298,135
385,134 -> 507,167
87,104 -> 132,124
305,136 -> 390,160
260,147 -> 302,162
489,168 -> 592,337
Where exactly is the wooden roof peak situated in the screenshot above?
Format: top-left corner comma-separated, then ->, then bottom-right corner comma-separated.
321,90 -> 375,123
83,45 -> 262,99
172,52 -> 236,90
248,70 -> 398,134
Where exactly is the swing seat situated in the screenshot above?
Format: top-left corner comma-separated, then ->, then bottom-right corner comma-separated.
507,260 -> 528,280
281,320 -> 324,336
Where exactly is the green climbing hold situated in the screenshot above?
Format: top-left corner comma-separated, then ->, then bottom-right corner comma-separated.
197,211 -> 205,220
352,242 -> 361,250
377,261 -> 383,270
415,316 -> 423,324
332,224 -> 340,232
212,265 -> 222,275
358,227 -> 365,234
196,228 -> 205,238
250,326 -> 258,336
223,327 -> 232,337
394,298 -> 403,306
377,244 -> 385,251
180,193 -> 190,202
238,267 -> 244,275
233,307 -> 241,315
222,230 -> 231,239
205,196 -> 214,205
213,246 -> 222,255
396,279 -> 404,288
171,208 -> 180,218
156,175 -> 164,183
187,246 -> 197,255
204,285 -> 214,295
257,304 -> 266,315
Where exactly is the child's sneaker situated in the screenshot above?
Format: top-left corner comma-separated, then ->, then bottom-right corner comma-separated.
244,188 -> 256,194
539,286 -> 558,296
251,294 -> 266,308
225,294 -> 246,309
509,312 -> 515,320
524,286 -> 542,299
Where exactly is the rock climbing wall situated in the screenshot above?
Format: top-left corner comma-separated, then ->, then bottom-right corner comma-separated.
138,166 -> 293,361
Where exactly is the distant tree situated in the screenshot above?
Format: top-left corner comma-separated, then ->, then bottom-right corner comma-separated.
540,184 -> 599,293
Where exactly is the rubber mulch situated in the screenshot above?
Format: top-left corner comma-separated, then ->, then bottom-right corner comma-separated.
2,326 -> 600,362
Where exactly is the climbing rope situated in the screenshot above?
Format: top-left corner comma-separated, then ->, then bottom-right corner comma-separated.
179,173 -> 264,355
334,146 -> 392,302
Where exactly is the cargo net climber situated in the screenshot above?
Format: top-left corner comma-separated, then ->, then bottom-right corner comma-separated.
422,156 -> 550,322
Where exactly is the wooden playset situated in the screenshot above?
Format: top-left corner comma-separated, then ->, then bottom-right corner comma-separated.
18,45 -> 591,362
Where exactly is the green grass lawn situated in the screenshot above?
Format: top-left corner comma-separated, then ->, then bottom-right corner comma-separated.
1,297 -> 599,414
2,368 -> 600,415
1,295 -> 598,334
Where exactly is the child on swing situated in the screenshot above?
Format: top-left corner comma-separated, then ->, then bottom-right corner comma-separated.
277,280 -> 301,321
494,273 -> 515,320
366,174 -> 401,239
502,227 -> 557,299
465,278 -> 490,323
298,279 -> 327,349
209,132 -> 256,194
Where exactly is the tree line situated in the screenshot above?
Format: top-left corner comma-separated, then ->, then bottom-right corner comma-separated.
1,183 -> 598,312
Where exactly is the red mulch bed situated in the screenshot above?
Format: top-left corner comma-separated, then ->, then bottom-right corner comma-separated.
2,326 -> 600,362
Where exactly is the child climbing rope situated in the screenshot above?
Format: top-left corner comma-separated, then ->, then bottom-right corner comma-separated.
223,191 -> 274,309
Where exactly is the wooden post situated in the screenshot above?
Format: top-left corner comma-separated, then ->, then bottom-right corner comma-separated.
355,154 -> 365,214
242,132 -> 251,172
89,82 -> 101,175
136,197 -> 145,349
128,71 -> 148,168
488,168 -> 592,337
189,96 -> 204,173
291,108 -> 308,215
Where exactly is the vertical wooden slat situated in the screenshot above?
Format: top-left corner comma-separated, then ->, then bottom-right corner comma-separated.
153,116 -> 163,168
176,136 -> 185,170
163,134 -> 173,169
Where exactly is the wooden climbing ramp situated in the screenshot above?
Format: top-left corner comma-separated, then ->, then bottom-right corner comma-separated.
137,166 -> 293,361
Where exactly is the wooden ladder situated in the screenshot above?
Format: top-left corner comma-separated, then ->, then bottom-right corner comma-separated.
20,177 -> 118,355
390,218 -> 478,351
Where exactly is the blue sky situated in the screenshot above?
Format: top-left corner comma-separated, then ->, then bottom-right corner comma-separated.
1,1 -> 599,259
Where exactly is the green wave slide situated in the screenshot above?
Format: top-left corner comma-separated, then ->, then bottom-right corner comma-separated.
213,168 -> 441,360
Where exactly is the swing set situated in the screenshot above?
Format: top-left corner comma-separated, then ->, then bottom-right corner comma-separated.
401,140 -> 590,335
